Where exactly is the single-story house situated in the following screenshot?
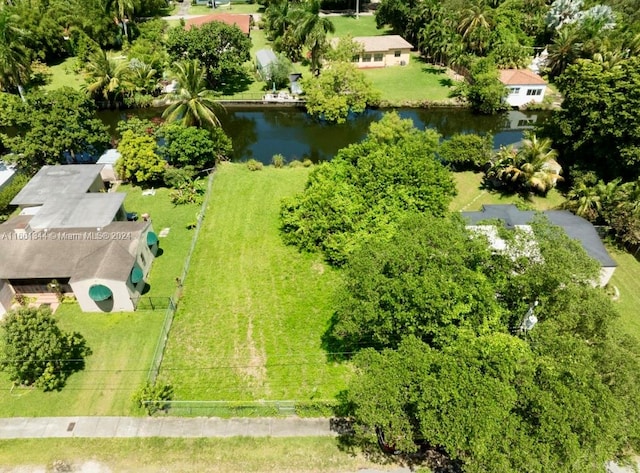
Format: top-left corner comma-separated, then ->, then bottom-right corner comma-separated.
462,204 -> 617,287
255,48 -> 278,81
96,148 -> 121,183
184,13 -> 252,36
0,165 -> 158,317
499,69 -> 547,107
350,35 -> 413,68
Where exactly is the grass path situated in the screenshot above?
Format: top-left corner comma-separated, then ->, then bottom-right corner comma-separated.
162,164 -> 348,401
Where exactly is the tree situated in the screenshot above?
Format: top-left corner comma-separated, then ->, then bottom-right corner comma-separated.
546,26 -> 581,78
83,49 -> 133,107
1,88 -> 110,173
264,54 -> 293,89
116,129 -> 166,184
457,0 -> 493,54
161,59 -> 224,129
301,62 -> 379,124
463,59 -> 508,115
280,112 -> 456,265
438,133 -> 493,170
263,0 -> 293,40
0,8 -> 31,100
165,21 -> 251,89
105,0 -> 135,41
542,57 -> 640,180
159,124 -> 232,169
0,307 -> 91,391
292,0 -> 335,75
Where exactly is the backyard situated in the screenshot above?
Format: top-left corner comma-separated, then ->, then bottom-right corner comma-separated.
0,186 -> 199,416
161,164 -> 349,403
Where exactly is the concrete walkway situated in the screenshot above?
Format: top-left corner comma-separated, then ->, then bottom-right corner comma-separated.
0,417 -> 335,439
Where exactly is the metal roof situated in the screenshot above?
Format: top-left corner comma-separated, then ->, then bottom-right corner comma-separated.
28,193 -> 126,230
10,165 -> 104,207
461,205 -> 616,267
256,49 -> 278,70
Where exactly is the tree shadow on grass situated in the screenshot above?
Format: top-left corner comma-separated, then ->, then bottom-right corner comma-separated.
216,68 -> 256,96
440,78 -> 454,87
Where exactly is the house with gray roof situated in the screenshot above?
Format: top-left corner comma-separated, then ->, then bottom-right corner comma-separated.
0,165 -> 158,316
462,204 -> 617,286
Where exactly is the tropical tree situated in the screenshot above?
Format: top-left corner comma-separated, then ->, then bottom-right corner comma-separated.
546,26 -> 581,77
565,177 -> 620,222
293,0 -> 335,75
457,0 -> 493,54
105,0 -> 135,41
0,9 -> 31,100
83,49 -> 133,107
263,0 -> 293,40
161,59 -> 224,129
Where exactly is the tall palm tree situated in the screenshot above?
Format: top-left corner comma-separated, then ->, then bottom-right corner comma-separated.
517,134 -> 562,194
105,0 -> 134,41
83,49 -> 133,107
0,9 -> 31,100
293,0 -> 335,76
546,27 -> 580,78
457,0 -> 492,54
566,178 -> 620,222
162,59 -> 224,129
264,0 -> 292,40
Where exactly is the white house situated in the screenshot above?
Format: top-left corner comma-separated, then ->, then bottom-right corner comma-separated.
499,69 -> 547,107
462,205 -> 617,287
350,35 -> 413,68
0,165 -> 158,316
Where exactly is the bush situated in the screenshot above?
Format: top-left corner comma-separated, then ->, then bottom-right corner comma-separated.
246,159 -> 263,171
302,159 -> 313,167
272,154 -> 286,168
132,382 -> 174,415
289,160 -> 303,168
163,166 -> 197,188
439,133 -> 493,171
0,173 -> 29,220
169,178 -> 206,205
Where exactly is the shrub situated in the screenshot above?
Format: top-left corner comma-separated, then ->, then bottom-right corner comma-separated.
439,133 -> 493,171
302,159 -> 313,167
289,160 -> 303,168
169,178 -> 206,205
132,382 -> 174,415
246,159 -> 263,171
163,166 -> 196,188
272,154 -> 286,168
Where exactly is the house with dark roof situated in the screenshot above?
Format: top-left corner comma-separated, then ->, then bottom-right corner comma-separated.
184,13 -> 252,36
462,205 -> 617,287
0,165 -> 158,316
499,69 -> 547,107
348,35 -> 413,68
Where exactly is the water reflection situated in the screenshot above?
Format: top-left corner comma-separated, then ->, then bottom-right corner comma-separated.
96,107 -> 551,164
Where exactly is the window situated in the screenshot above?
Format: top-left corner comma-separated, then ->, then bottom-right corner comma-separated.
374,53 -> 383,62
394,51 -> 401,58
526,88 -> 542,96
139,251 -> 146,266
352,55 -> 360,63
517,119 -> 535,127
362,53 -> 372,62
509,87 -> 520,94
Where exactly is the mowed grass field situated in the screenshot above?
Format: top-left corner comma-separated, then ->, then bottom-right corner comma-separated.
608,248 -> 640,340
0,187 -> 199,416
0,437 -> 390,472
328,15 -> 389,37
161,164 -> 349,401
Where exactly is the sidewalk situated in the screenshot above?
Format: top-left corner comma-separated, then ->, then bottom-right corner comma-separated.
0,417 -> 335,439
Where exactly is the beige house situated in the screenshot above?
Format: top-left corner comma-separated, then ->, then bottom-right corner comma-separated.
350,35 -> 413,68
0,165 -> 158,316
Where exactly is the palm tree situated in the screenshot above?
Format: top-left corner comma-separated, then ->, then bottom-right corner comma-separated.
293,0 -> 335,76
264,0 -> 293,40
162,59 -> 224,129
0,9 -> 31,100
457,0 -> 492,54
105,0 -> 134,41
546,27 -> 580,77
566,178 -> 620,222
517,134 -> 562,194
83,49 -> 133,107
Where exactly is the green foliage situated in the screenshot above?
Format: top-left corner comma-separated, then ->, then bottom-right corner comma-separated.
163,166 -> 197,188
169,178 -> 206,205
0,173 -> 29,221
264,54 -> 293,90
438,133 -> 493,170
272,154 -> 286,168
325,35 -> 364,63
280,113 -> 456,265
159,124 -> 232,170
132,382 -> 174,415
301,62 -> 380,124
165,21 -> 251,89
116,117 -> 160,137
543,57 -> 640,181
1,88 -> 110,173
466,59 -> 509,115
246,159 -> 264,171
0,307 -> 91,392
116,129 -> 166,184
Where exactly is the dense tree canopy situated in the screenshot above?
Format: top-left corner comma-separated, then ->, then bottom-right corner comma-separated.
280,113 -> 456,265
159,124 -> 232,169
116,129 -> 165,184
0,308 -> 91,391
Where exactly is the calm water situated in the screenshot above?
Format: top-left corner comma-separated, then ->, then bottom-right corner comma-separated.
97,107 -> 551,163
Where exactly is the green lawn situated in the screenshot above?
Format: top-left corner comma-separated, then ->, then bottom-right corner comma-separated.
0,187 -> 199,416
363,56 -> 457,104
607,248 -> 640,341
328,15 -> 390,37
450,171 -> 566,212
0,437 -> 388,472
161,164 -> 349,401
43,57 -> 84,92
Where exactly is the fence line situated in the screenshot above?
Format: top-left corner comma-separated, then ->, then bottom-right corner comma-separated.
146,170 -> 217,384
145,399 -> 339,417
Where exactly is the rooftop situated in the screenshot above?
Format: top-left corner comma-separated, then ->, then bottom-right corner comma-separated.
184,13 -> 251,35
28,193 -> 125,230
352,35 -> 413,52
256,49 -> 278,69
11,165 -> 104,207
97,149 -> 121,165
499,69 -> 547,86
461,205 -> 616,267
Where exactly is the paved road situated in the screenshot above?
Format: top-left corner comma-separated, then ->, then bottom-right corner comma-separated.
0,417 -> 335,439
